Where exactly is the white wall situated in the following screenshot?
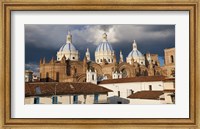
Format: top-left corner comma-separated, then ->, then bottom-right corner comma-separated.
99,81 -> 163,98
129,99 -> 165,105
164,82 -> 175,90
25,94 -> 108,104
99,81 -> 164,104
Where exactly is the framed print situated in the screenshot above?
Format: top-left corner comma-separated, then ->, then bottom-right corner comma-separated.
0,0 -> 199,129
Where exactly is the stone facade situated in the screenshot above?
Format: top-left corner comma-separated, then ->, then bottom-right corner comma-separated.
40,55 -> 166,82
161,48 -> 175,77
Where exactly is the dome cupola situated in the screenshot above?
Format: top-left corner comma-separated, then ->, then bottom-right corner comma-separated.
95,33 -> 115,64
57,31 -> 79,61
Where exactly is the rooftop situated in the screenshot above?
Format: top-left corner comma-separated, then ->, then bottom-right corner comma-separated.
25,82 -> 112,97
98,76 -> 166,84
127,91 -> 163,100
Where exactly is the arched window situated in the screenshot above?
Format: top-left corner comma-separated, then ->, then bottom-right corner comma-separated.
92,75 -> 94,80
171,55 -> 174,63
46,72 -> 49,82
121,69 -> 127,78
149,85 -> 152,91
56,72 -> 59,82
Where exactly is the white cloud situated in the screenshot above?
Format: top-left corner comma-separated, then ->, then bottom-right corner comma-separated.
25,63 -> 39,75
25,25 -> 175,49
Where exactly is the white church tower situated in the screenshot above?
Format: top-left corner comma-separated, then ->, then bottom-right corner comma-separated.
86,69 -> 97,84
112,71 -> 122,79
57,31 -> 79,61
85,48 -> 90,61
119,50 -> 124,63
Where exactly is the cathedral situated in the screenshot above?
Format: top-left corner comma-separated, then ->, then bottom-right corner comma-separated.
39,31 -> 175,83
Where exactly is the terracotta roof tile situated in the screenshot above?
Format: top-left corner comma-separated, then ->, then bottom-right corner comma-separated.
99,76 -> 166,84
127,91 -> 164,100
163,89 -> 175,92
25,82 -> 112,97
163,78 -> 175,82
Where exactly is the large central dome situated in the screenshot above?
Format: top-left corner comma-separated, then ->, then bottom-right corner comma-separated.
95,33 -> 115,64
95,33 -> 114,52
57,31 -> 79,61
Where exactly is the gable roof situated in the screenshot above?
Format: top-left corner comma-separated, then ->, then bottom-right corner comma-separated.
99,76 -> 166,84
127,91 -> 164,100
25,82 -> 112,97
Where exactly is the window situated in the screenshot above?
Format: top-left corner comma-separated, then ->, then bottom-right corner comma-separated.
46,72 -> 49,82
122,69 -> 127,78
94,94 -> 99,103
97,59 -> 99,62
56,72 -> 59,82
108,59 -> 110,62
73,95 -> 78,104
171,55 -> 174,63
34,97 -> 40,104
117,101 -> 122,104
141,62 -> 143,64
52,96 -> 58,104
92,75 -> 94,80
149,85 -> 152,91
100,59 -> 102,62
35,86 -> 41,95
118,91 -> 120,97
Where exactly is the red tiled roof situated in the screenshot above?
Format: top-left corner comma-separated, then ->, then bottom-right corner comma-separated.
25,82 -> 112,97
99,76 -> 166,84
127,91 -> 164,100
163,89 -> 175,92
163,78 -> 175,82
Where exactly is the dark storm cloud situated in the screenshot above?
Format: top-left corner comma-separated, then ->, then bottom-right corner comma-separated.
25,42 -> 57,64
25,24 -> 175,73
141,25 -> 175,32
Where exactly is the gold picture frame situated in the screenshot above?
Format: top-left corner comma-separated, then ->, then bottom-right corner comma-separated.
0,0 -> 199,129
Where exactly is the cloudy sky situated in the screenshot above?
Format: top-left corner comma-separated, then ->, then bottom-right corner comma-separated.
25,24 -> 175,74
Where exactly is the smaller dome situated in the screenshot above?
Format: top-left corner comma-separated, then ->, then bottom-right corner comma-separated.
128,50 -> 143,57
127,40 -> 144,58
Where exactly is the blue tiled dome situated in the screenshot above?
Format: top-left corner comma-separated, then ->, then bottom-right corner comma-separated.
59,43 -> 77,52
95,41 -> 114,52
128,50 -> 143,57
127,40 -> 144,58
95,33 -> 114,52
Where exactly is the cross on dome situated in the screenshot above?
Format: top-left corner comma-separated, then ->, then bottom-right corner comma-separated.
102,33 -> 108,42
132,40 -> 137,50
66,31 -> 72,44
